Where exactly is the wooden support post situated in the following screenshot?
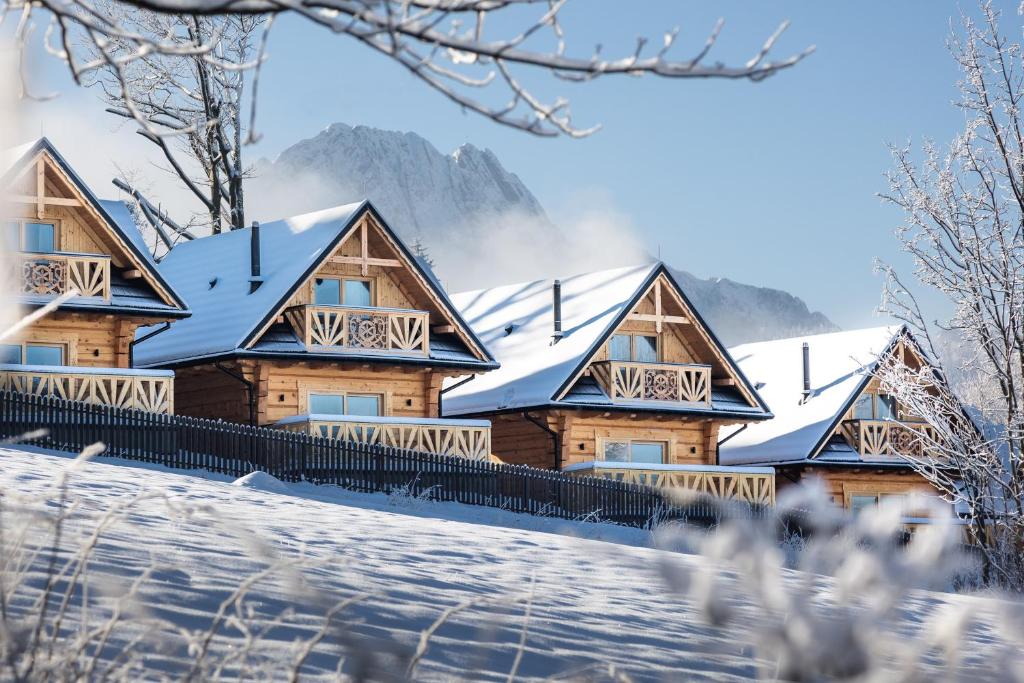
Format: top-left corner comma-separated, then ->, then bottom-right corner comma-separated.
36,159 -> 45,218
654,280 -> 663,333
360,220 -> 369,276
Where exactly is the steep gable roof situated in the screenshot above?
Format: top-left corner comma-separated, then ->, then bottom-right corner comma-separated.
134,201 -> 495,369
720,326 -> 905,466
2,137 -> 188,315
443,263 -> 770,419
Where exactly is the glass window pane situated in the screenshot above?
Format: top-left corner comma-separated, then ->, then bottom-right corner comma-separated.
630,442 -> 665,464
314,278 -> 341,305
344,280 -> 372,308
0,344 -> 21,364
850,495 -> 878,514
345,394 -> 380,416
634,335 -> 658,363
876,394 -> 898,420
603,441 -> 629,462
853,394 -> 874,420
309,393 -> 344,415
609,335 -> 631,361
25,344 -> 62,366
24,223 -> 55,253
4,222 -> 19,251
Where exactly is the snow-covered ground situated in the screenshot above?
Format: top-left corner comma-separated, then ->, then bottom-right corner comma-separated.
0,447 -> 1018,681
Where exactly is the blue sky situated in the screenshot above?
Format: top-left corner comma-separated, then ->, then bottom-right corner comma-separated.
23,1 -> 1011,329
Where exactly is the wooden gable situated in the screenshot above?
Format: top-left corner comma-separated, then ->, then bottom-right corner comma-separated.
249,209 -> 490,361
560,271 -> 761,408
5,147 -> 180,308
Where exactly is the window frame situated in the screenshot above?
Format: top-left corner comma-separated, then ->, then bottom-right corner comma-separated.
607,332 -> 661,363
600,438 -> 667,465
303,389 -> 387,417
0,341 -> 68,367
5,218 -> 60,254
311,276 -> 376,308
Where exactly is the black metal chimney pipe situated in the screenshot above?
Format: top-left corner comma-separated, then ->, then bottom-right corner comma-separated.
801,342 -> 811,403
552,279 -> 563,344
249,221 -> 262,293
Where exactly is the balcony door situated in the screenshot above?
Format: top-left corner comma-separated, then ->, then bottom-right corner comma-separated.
609,333 -> 659,363
314,277 -> 374,308
6,221 -> 57,253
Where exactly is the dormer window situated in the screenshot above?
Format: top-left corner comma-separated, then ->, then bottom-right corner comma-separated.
609,333 -> 658,363
7,220 -> 57,253
314,277 -> 374,307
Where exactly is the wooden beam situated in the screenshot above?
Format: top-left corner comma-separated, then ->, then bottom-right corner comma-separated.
712,378 -> 737,387
122,269 -> 143,280
8,194 -> 82,207
36,159 -> 45,218
332,256 -> 402,268
628,313 -> 690,325
654,281 -> 663,333
432,324 -> 455,334
360,220 -> 369,276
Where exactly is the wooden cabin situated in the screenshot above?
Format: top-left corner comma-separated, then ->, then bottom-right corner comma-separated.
442,264 -> 777,504
0,138 -> 188,413
721,327 -> 958,517
133,201 -> 498,460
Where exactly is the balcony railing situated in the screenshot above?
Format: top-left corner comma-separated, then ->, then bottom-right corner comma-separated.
564,461 -> 775,505
842,419 -> 941,459
0,364 -> 174,413
591,361 -> 711,404
286,305 -> 430,355
16,251 -> 111,301
276,414 -> 492,461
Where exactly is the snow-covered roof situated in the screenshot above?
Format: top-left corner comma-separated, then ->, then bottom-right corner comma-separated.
442,263 -> 769,419
134,201 -> 495,370
2,138 -> 188,315
720,326 -> 903,466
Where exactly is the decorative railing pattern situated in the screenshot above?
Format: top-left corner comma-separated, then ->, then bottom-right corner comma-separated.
286,305 -> 429,355
279,415 -> 491,461
0,366 -> 173,413
591,361 -> 711,404
16,252 -> 111,300
566,462 -> 775,505
843,419 -> 941,459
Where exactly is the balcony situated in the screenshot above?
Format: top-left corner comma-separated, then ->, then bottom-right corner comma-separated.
0,364 -> 174,413
842,419 -> 941,459
591,361 -> 711,405
276,414 -> 492,461
286,305 -> 429,355
16,252 -> 111,301
564,461 -> 775,505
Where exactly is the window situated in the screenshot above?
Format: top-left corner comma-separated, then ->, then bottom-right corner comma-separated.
344,279 -> 373,308
0,344 -> 21,364
4,222 -> 19,251
314,278 -> 341,306
25,344 -> 63,366
853,392 -> 899,420
608,333 -> 659,362
609,335 -> 631,361
24,223 -> 56,253
602,440 -> 666,464
850,495 -> 878,514
346,394 -> 380,416
313,277 -> 374,307
308,392 -> 382,416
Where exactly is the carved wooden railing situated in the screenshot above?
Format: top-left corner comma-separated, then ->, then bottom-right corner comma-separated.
277,415 -> 492,461
286,305 -> 429,355
842,419 -> 941,459
566,462 -> 775,505
591,361 -> 711,404
0,365 -> 174,413
16,252 -> 111,300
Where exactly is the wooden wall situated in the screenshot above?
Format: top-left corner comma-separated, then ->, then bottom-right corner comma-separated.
776,466 -> 940,509
172,358 -> 453,426
488,409 -> 726,470
12,312 -> 161,368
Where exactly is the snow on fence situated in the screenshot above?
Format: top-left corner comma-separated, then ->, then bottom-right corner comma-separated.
0,390 -> 767,527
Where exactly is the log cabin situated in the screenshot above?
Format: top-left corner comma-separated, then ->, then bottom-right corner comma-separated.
720,326 -> 962,518
133,201 -> 499,460
441,263 -> 777,504
0,138 -> 189,413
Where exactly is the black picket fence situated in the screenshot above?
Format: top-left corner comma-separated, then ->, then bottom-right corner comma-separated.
0,390 -> 766,528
